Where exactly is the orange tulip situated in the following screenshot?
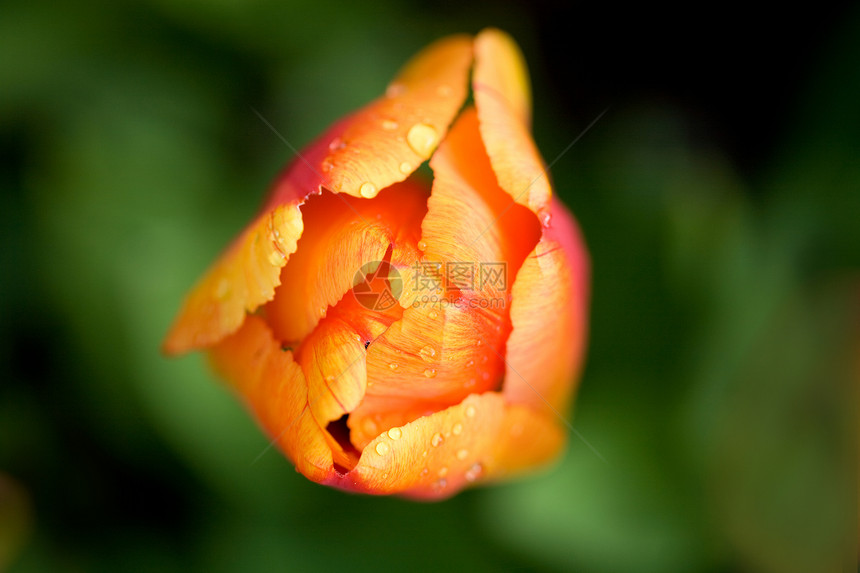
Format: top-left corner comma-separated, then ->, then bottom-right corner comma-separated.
163,28 -> 589,499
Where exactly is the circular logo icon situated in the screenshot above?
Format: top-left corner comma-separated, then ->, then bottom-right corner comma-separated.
352,260 -> 402,311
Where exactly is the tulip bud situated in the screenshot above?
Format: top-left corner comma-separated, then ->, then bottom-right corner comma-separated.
164,28 -> 589,499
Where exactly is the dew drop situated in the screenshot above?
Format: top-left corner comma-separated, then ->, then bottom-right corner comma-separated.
465,405 -> 476,418
421,467 -> 429,476
406,123 -> 438,156
434,478 -> 448,489
423,368 -> 437,378
431,432 -> 443,447
465,463 -> 483,482
388,362 -> 399,371
456,448 -> 468,461
375,442 -> 390,456
452,422 -> 463,436
382,119 -> 398,130
320,158 -> 334,173
328,137 -> 345,152
481,371 -> 491,381
399,161 -> 412,174
387,427 -> 402,440
359,182 -> 377,198
319,307 -> 327,318
465,359 -> 475,368
539,209 -> 552,228
268,250 -> 285,265
419,345 -> 436,362
417,240 -> 427,251
465,379 -> 476,388
215,278 -> 230,300
386,83 -> 406,98
428,310 -> 438,319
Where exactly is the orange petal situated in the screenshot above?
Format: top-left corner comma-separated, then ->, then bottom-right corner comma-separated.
352,108 -> 541,414
324,392 -> 565,499
163,204 -> 303,355
347,395 -> 444,451
207,315 -> 334,482
166,36 -> 471,355
265,180 -> 427,345
265,35 -> 472,204
503,197 -> 589,413
473,28 -> 551,215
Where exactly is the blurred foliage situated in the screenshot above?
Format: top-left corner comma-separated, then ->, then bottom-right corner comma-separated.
1,1 -> 857,572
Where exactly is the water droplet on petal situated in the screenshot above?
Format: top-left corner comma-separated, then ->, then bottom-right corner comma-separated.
456,448 -> 468,460
465,379 -> 476,388
452,423 -> 463,436
406,123 -> 438,156
399,161 -> 412,174
387,427 -> 402,440
428,310 -> 438,319
438,466 -> 448,477
328,137 -> 345,152
388,362 -> 399,371
421,467 -> 429,476
419,345 -> 436,362
268,250 -> 285,265
538,209 -> 552,228
423,368 -> 437,378
359,182 -> 377,198
386,83 -> 406,98
434,478 -> 448,489
431,433 -> 443,447
417,240 -> 427,251
215,278 -> 230,300
465,405 -> 476,418
465,359 -> 474,368
375,442 -> 390,456
465,463 -> 483,482
320,158 -> 334,173
382,119 -> 398,130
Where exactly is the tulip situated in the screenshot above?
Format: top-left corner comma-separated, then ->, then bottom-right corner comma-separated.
164,28 -> 589,499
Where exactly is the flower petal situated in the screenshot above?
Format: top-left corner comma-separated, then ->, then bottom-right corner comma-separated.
503,198 -> 589,412
165,36 -> 471,356
351,108 -> 540,416
207,315 -> 334,482
325,392 -> 565,499
473,28 -> 551,215
266,35 -> 472,204
163,204 -> 303,355
265,180 -> 427,345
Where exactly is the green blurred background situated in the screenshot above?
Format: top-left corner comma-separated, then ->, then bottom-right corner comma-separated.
1,1 -> 857,571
